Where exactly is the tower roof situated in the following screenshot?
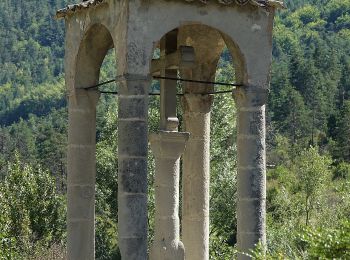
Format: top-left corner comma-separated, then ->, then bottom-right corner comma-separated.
56,0 -> 284,19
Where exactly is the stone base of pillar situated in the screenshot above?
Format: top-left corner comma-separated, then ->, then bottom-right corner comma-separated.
149,131 -> 189,260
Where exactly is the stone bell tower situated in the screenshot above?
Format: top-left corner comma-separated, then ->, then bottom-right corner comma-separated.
57,0 -> 283,259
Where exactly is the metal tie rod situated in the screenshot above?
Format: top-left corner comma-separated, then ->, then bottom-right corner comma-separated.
84,76 -> 244,90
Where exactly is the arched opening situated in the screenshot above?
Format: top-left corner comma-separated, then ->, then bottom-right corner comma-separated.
210,47 -> 238,254
68,22 -> 121,259
75,23 -> 114,89
95,48 -> 121,259
146,24 -> 244,258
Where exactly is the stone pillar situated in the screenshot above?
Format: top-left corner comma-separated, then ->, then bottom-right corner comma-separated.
233,86 -> 268,259
177,26 -> 224,260
118,74 -> 150,260
67,89 -> 99,260
182,94 -> 213,260
149,131 -> 189,260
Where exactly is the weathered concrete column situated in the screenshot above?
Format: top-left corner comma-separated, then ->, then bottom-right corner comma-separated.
233,86 -> 268,259
150,131 -> 189,260
118,74 -> 150,259
67,89 -> 99,260
182,94 -> 214,260
178,26 -> 224,260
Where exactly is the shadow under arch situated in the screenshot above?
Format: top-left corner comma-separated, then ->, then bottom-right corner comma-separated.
150,23 -> 247,85
75,23 -> 115,89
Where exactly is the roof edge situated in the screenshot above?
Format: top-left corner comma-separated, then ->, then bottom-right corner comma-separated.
55,0 -> 285,19
56,0 -> 106,19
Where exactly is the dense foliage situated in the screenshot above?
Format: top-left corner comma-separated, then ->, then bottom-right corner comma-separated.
0,0 -> 349,259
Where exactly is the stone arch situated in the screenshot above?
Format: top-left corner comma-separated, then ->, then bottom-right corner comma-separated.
147,23 -> 245,260
149,22 -> 246,86
58,1 -> 277,258
75,23 -> 115,89
137,0 -> 273,88
66,22 -> 116,260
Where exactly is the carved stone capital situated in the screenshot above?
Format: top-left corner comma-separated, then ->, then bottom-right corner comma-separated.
233,86 -> 269,108
149,131 -> 190,159
182,94 -> 214,114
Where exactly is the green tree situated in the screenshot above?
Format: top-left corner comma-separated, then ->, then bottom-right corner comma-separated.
334,101 -> 350,161
0,154 -> 66,258
300,220 -> 350,259
294,147 -> 332,226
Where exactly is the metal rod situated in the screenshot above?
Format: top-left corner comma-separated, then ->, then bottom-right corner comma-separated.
100,91 -> 161,95
153,76 -> 244,87
99,90 -> 233,96
100,91 -> 119,94
84,76 -> 244,90
205,90 -> 233,95
85,79 -> 116,90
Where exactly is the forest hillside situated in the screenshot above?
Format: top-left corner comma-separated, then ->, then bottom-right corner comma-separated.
0,0 -> 349,259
